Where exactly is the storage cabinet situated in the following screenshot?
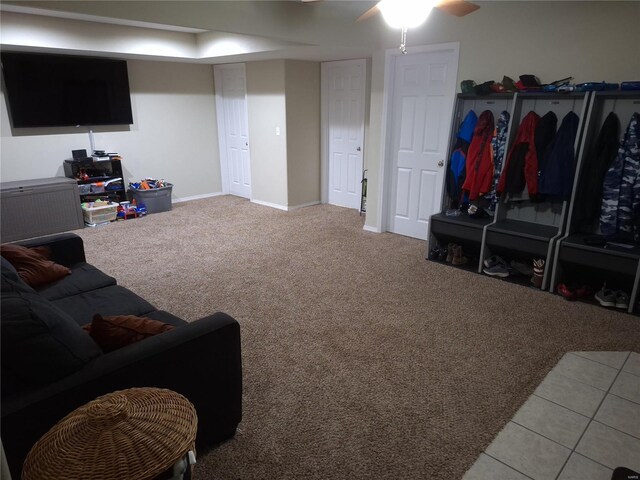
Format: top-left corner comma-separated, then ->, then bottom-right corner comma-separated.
428,90 -> 640,316
0,177 -> 84,242
428,93 -> 515,271
63,158 -> 126,203
549,91 -> 640,314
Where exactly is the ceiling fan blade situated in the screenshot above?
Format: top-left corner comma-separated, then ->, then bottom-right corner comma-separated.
356,4 -> 381,23
435,0 -> 480,17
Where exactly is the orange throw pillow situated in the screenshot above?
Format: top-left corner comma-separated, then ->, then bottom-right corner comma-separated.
1,244 -> 71,287
84,314 -> 174,353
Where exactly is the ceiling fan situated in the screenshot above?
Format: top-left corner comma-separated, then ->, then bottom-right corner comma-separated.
303,0 -> 480,54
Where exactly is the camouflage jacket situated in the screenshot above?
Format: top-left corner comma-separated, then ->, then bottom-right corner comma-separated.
600,112 -> 640,240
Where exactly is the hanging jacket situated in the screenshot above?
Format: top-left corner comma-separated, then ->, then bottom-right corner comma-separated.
574,112 -> 620,228
484,110 -> 510,212
534,111 -> 558,181
445,110 -> 477,208
497,111 -> 540,196
600,112 -> 640,239
539,111 -> 580,200
461,110 -> 495,201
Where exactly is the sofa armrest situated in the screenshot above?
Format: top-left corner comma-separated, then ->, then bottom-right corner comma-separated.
15,233 -> 86,267
1,312 -> 242,479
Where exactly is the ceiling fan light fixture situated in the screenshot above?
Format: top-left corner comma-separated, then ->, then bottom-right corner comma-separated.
378,0 -> 437,29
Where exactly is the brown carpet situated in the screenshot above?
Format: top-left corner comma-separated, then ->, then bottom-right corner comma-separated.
76,195 -> 640,479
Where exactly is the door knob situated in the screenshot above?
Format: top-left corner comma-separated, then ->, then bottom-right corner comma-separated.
437,160 -> 444,167
356,146 -> 361,151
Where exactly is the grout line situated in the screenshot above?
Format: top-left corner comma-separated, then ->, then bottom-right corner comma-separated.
607,390 -> 640,407
590,419 -> 640,442
543,369 -> 610,392
530,393 -> 592,419
569,452 -> 614,474
553,352 -> 629,480
570,350 -> 630,370
483,452 -> 535,480
510,420 -> 577,451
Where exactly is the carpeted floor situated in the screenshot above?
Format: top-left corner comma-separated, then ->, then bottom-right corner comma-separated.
76,195 -> 640,479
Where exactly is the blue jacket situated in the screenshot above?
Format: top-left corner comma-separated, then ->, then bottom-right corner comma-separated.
445,110 -> 477,207
538,111 -> 580,200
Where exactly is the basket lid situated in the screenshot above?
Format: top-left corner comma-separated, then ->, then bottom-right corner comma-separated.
22,387 -> 197,480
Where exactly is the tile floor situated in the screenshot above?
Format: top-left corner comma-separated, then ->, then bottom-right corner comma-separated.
463,351 -> 640,480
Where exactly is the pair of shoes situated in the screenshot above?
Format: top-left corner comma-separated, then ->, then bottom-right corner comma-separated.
483,256 -> 509,277
447,243 -> 468,265
530,259 -> 545,288
428,246 -> 446,261
558,283 -> 592,301
595,285 -> 630,309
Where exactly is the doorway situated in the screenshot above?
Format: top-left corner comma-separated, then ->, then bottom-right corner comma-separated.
214,63 -> 252,199
383,43 -> 459,239
322,59 -> 366,209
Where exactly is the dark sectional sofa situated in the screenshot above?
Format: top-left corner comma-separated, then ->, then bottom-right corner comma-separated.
1,233 -> 242,478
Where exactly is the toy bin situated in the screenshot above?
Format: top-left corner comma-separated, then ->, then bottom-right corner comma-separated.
128,184 -> 173,214
82,202 -> 118,226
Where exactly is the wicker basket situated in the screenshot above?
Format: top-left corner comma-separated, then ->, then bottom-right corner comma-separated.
22,387 -> 198,480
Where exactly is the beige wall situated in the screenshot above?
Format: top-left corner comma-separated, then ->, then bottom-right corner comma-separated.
245,59 -> 288,207
285,60 -> 320,208
364,1 -> 640,231
0,60 -> 221,200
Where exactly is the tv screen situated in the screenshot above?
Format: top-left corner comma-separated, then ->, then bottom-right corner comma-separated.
1,52 -> 134,128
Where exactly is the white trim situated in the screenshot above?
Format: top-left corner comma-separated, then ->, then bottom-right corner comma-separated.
172,192 -> 224,203
288,201 -> 320,211
362,224 -> 381,233
378,42 -> 460,235
251,199 -> 288,211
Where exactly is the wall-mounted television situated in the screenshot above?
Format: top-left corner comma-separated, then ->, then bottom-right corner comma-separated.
1,52 -> 134,128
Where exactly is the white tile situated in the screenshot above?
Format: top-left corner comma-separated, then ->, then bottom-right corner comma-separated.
486,422 -> 570,480
571,351 -> 629,369
558,453 -> 612,480
576,421 -> 640,472
622,352 -> 640,376
610,371 -> 640,404
463,453 -> 532,480
534,369 -> 606,417
553,353 -> 618,391
594,394 -> 640,438
513,395 -> 589,448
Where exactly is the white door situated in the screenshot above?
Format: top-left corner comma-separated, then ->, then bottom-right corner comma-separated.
326,59 -> 366,209
387,48 -> 457,239
214,64 -> 251,199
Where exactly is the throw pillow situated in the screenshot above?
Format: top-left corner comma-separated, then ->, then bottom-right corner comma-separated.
84,314 -> 174,353
0,244 -> 71,288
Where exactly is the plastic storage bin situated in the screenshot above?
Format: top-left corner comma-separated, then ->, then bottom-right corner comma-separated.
128,184 -> 173,214
82,202 -> 118,226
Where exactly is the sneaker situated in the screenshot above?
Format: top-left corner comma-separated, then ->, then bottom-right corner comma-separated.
558,283 -> 576,301
428,247 -> 440,261
483,260 -> 509,277
615,290 -> 630,309
452,245 -> 468,266
483,255 -> 503,268
595,286 -> 616,307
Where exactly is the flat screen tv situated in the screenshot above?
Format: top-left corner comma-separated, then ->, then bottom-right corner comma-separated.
1,52 -> 134,128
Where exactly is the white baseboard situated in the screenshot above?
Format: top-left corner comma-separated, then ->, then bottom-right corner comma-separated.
363,224 -> 381,233
288,201 -> 320,211
250,199 -> 289,211
173,192 -> 224,204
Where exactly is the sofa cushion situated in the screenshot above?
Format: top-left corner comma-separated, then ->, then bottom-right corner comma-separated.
83,313 -> 174,353
52,285 -> 156,327
144,310 -> 189,328
0,244 -> 71,288
38,262 -> 117,301
1,290 -> 102,389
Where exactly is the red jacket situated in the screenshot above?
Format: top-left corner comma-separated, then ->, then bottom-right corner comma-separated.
497,111 -> 540,196
461,110 -> 495,200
